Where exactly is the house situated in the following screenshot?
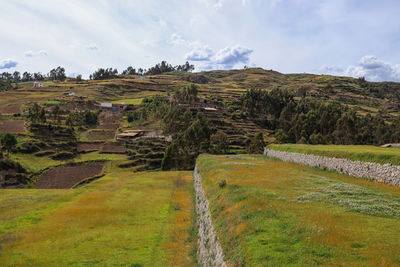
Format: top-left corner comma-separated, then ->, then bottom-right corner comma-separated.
100,103 -> 112,108
116,130 -> 145,141
33,82 -> 43,88
68,92 -> 75,96
204,107 -> 217,111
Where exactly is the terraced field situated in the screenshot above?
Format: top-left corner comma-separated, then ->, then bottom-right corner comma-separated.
269,144 -> 400,165
197,154 -> 400,266
0,171 -> 196,266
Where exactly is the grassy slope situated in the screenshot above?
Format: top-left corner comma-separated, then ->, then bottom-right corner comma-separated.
269,144 -> 400,165
197,154 -> 400,266
10,151 -> 128,173
0,171 -> 196,266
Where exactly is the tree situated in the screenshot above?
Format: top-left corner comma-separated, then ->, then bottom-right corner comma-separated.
122,66 -> 137,75
22,71 -> 32,81
48,67 -> 66,81
90,68 -> 118,80
211,131 -> 229,154
12,71 -> 20,82
76,74 -> 82,82
1,133 -> 17,155
247,132 -> 265,154
175,84 -> 198,103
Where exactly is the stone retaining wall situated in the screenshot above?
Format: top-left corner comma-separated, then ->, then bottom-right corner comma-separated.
264,148 -> 400,187
194,166 -> 226,267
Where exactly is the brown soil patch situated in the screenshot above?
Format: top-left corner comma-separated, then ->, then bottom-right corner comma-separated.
36,163 -> 104,189
98,110 -> 122,123
0,120 -> 26,133
101,142 -> 126,153
86,130 -> 115,141
0,104 -> 22,114
77,142 -> 103,152
97,123 -> 119,130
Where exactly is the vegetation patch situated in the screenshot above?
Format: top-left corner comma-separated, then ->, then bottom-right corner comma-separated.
0,171 -> 196,266
197,154 -> 400,266
269,144 -> 400,165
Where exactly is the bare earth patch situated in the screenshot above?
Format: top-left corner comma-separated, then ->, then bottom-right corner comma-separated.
0,120 -> 26,133
77,142 -> 103,152
0,104 -> 22,114
36,163 -> 104,189
101,142 -> 126,153
97,123 -> 119,130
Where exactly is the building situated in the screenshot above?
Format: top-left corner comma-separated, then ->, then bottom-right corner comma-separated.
100,103 -> 112,108
33,82 -> 43,88
116,130 -> 145,141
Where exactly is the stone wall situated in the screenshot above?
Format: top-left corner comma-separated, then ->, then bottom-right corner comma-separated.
264,148 -> 400,187
194,166 -> 226,267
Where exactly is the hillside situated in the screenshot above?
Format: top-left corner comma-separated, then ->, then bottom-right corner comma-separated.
1,68 -> 400,265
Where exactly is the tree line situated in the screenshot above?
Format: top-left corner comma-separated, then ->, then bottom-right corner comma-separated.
241,88 -> 400,145
0,66 -> 66,82
90,61 -> 194,80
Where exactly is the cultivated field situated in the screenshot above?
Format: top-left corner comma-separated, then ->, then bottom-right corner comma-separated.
0,120 -> 26,134
0,171 -> 196,266
197,154 -> 400,266
269,144 -> 400,165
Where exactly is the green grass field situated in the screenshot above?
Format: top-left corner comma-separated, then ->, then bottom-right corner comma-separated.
111,98 -> 143,105
197,154 -> 400,266
0,170 -> 196,266
269,144 -> 400,165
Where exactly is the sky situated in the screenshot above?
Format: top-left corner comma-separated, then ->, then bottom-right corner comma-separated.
0,0 -> 400,81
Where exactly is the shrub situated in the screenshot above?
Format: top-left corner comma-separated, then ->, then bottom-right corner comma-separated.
219,179 -> 227,188
50,151 -> 75,160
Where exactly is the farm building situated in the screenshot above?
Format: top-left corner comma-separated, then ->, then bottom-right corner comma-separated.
33,82 -> 43,87
100,103 -> 112,108
204,107 -> 217,111
116,130 -> 145,141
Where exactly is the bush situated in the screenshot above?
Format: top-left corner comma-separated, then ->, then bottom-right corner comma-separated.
20,142 -> 40,154
50,151 -> 75,160
218,179 -> 227,188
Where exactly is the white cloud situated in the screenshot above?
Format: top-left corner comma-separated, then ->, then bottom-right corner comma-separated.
345,55 -> 400,82
212,45 -> 253,68
24,50 -> 47,57
169,33 -> 186,45
0,59 -> 18,69
318,65 -> 343,74
185,45 -> 214,61
86,44 -> 98,50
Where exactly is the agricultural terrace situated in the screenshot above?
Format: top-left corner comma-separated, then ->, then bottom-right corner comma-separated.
269,144 -> 400,165
0,171 -> 196,266
197,154 -> 400,266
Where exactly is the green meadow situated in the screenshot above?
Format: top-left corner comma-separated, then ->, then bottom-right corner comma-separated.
197,154 -> 400,266
0,171 -> 196,266
269,144 -> 400,165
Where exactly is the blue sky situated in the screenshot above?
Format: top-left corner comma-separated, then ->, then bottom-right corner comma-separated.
0,0 -> 399,81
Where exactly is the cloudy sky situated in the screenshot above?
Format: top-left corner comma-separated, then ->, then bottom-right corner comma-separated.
1,0 -> 400,81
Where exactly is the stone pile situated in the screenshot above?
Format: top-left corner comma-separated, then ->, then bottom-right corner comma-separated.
194,166 -> 226,267
265,148 -> 400,187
